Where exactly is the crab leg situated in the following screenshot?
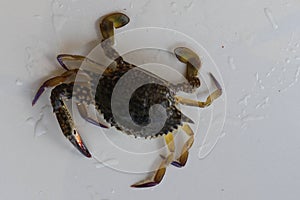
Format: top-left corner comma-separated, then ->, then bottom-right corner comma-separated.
56,54 -> 86,70
76,103 -> 109,128
131,133 -> 175,188
100,12 -> 130,61
32,69 -> 78,106
171,124 -> 194,167
51,83 -> 91,158
100,12 -> 130,42
56,54 -> 105,71
174,47 -> 202,89
175,73 -> 222,108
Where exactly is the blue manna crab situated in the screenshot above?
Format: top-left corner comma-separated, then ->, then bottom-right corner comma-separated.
32,12 -> 222,188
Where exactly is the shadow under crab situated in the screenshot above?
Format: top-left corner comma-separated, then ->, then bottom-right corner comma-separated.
32,12 -> 222,188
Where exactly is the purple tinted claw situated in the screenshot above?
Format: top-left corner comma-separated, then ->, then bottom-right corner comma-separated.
32,84 -> 46,106
171,161 -> 184,168
76,103 -> 109,129
32,70 -> 78,106
57,54 -> 86,70
85,118 -> 109,128
57,54 -> 70,70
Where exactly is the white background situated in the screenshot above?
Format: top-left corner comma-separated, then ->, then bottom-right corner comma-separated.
1,0 -> 300,199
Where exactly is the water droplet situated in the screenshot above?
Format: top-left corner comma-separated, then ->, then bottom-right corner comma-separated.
26,117 -> 35,126
238,94 -> 251,106
15,79 -> 23,86
184,1 -> 194,10
255,97 -> 270,109
130,2 -> 134,8
25,47 -> 34,77
237,109 -> 247,119
52,15 -> 68,32
295,56 -> 300,60
264,8 -> 279,30
35,122 -> 47,137
111,189 -> 115,194
228,56 -> 236,70
266,67 -> 276,77
255,72 -> 265,90
285,58 -> 291,64
281,65 -> 300,92
241,115 -> 265,122
33,15 -> 42,20
219,132 -> 226,138
286,46 -> 297,53
295,43 -> 300,48
170,2 -> 177,7
34,113 -> 47,137
37,190 -> 48,200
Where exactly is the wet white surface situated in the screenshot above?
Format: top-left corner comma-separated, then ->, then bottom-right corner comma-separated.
1,0 -> 300,199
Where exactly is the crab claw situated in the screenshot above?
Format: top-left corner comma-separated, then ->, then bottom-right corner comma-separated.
68,129 -> 91,158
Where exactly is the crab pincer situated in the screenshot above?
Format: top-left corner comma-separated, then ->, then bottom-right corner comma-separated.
50,83 -> 92,158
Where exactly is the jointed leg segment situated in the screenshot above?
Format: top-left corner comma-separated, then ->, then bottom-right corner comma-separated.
174,47 -> 202,89
32,69 -> 78,106
77,103 -> 108,128
57,54 -> 86,70
131,133 -> 175,188
175,73 -> 222,108
100,13 -> 129,62
172,124 -> 194,167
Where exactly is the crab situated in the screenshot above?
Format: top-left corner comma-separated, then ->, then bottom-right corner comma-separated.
32,12 -> 222,188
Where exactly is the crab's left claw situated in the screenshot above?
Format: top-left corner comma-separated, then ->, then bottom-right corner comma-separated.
67,128 -> 91,158
51,83 -> 92,158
